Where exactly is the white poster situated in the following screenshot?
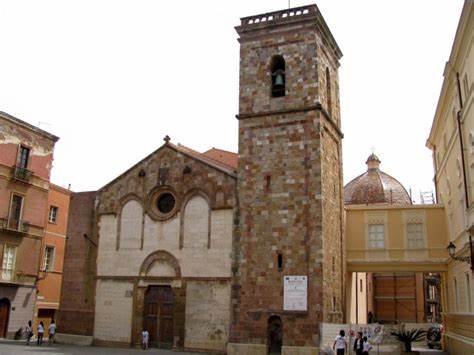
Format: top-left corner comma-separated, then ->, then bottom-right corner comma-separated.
283,275 -> 307,311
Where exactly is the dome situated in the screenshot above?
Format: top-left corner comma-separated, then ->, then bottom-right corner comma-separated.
344,154 -> 412,205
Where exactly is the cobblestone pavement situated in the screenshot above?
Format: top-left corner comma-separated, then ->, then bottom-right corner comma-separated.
0,342 -> 207,355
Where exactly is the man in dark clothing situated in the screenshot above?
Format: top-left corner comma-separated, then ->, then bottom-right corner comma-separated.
353,332 -> 364,355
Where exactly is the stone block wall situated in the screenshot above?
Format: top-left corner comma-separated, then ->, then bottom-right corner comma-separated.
0,285 -> 36,337
94,279 -> 134,344
184,280 -> 231,351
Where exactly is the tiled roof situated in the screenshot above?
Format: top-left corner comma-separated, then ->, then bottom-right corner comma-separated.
169,143 -> 237,176
202,148 -> 238,169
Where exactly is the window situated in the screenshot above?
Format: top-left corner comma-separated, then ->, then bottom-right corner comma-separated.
270,55 -> 285,97
466,273 -> 472,313
156,193 -> 175,214
265,174 -> 272,193
429,285 -> 437,300
368,224 -> 384,249
332,296 -> 337,311
8,194 -> 24,230
17,146 -> 30,169
2,245 -> 17,281
43,246 -> 55,271
359,278 -> 363,292
326,67 -> 332,114
277,253 -> 283,271
48,206 -> 58,223
406,223 -> 424,249
454,278 -> 460,312
464,74 -> 469,98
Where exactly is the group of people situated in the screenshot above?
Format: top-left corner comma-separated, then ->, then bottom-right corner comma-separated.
333,330 -> 372,355
25,319 -> 56,346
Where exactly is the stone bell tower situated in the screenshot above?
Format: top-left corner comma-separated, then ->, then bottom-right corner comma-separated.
229,4 -> 344,354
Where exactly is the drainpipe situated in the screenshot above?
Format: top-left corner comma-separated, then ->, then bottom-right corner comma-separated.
456,72 -> 469,209
355,272 -> 358,324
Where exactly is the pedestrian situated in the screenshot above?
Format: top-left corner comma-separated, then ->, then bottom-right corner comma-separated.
141,328 -> 149,350
25,320 -> 33,345
48,320 -> 56,344
37,321 -> 44,346
362,336 -> 372,355
367,311 -> 373,324
353,331 -> 363,355
333,329 -> 347,355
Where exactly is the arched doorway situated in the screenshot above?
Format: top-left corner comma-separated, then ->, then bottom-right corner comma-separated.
267,315 -> 282,354
0,299 -> 10,338
144,286 -> 174,348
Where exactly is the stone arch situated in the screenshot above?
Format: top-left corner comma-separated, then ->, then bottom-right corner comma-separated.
139,250 -> 181,278
179,189 -> 211,249
117,195 -> 144,250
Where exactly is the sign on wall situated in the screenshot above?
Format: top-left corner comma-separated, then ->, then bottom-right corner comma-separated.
283,275 -> 307,311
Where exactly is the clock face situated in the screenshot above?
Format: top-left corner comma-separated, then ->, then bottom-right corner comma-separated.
156,192 -> 175,214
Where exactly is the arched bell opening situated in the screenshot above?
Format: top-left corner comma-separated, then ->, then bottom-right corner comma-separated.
270,55 -> 286,97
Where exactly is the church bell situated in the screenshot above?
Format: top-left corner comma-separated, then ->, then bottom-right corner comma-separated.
273,69 -> 285,87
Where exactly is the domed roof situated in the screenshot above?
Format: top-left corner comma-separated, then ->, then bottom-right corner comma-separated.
344,154 -> 412,205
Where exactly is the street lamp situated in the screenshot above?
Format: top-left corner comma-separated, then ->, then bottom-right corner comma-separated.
447,235 -> 474,271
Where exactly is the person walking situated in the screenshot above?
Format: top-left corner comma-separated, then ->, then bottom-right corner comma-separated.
48,320 -> 56,344
141,328 -> 149,350
362,336 -> 372,355
333,329 -> 347,355
353,331 -> 364,355
25,321 -> 33,345
37,321 -> 44,346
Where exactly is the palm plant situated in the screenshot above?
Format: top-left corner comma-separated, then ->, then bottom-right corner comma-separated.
390,328 -> 427,352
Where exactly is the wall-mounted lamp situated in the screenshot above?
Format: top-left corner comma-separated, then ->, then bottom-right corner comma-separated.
447,234 -> 474,271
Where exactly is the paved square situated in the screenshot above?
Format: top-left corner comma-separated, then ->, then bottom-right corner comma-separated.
0,343 -> 207,355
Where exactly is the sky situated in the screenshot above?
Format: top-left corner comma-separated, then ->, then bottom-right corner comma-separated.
0,0 -> 465,200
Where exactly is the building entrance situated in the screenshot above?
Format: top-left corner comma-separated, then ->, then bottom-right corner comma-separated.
144,286 -> 174,348
0,298 -> 10,338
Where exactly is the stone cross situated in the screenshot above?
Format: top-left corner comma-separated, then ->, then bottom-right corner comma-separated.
164,135 -> 170,144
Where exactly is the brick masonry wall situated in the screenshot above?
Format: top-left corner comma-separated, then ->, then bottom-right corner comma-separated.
57,191 -> 97,336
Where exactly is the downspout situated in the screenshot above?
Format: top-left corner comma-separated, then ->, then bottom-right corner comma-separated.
456,72 -> 469,209
355,272 -> 359,324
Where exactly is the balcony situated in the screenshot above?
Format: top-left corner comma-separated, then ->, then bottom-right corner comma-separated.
11,165 -> 32,183
0,268 -> 17,283
0,217 -> 30,234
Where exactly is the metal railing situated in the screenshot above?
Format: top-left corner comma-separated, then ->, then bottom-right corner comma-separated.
11,165 -> 32,182
0,217 -> 30,233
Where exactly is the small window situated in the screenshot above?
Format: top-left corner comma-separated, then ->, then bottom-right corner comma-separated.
48,206 -> 58,223
277,253 -> 283,271
43,246 -> 55,271
463,74 -> 469,98
265,174 -> 272,193
407,223 -> 424,249
8,194 -> 24,230
2,245 -> 17,281
368,224 -> 384,249
359,278 -> 363,292
332,296 -> 337,311
332,256 -> 335,273
326,67 -> 332,114
270,55 -> 285,97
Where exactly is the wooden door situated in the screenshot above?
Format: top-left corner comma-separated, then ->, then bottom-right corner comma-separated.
144,286 -> 174,348
0,299 -> 10,338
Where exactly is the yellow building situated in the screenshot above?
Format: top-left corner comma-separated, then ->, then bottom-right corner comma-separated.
426,1 -> 474,353
345,155 -> 449,325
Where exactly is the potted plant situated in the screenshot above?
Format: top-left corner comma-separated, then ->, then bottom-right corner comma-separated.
390,328 -> 427,354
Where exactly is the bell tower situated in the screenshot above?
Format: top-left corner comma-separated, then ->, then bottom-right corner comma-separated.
229,4 -> 344,354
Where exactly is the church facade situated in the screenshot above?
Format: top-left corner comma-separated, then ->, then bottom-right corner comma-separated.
58,4 -> 345,354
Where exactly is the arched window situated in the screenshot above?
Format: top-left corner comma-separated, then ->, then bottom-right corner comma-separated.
270,55 -> 285,97
326,67 -> 332,114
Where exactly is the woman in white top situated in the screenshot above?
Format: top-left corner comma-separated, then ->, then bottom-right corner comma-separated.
37,321 -> 44,346
333,329 -> 347,355
362,336 -> 372,355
